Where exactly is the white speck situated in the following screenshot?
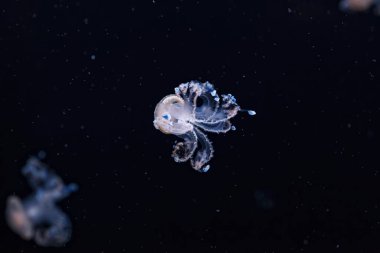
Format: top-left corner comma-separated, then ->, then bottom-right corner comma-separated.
202,165 -> 210,172
231,126 -> 236,131
91,55 -> 96,60
248,110 -> 256,116
210,90 -> 217,96
214,97 -> 220,102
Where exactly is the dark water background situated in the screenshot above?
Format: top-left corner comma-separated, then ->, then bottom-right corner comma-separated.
0,0 -> 379,252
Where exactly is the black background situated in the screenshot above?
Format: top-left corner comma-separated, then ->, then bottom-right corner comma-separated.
1,0 -> 380,252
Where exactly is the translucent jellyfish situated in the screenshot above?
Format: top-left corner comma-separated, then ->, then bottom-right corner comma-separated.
5,156 -> 78,247
340,0 -> 380,14
153,81 -> 255,172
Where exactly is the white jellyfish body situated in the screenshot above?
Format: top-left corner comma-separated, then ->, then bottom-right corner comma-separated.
5,157 -> 78,247
153,81 -> 255,172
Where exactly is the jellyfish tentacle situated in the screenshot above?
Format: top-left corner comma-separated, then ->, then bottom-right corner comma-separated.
34,209 -> 72,247
193,120 -> 232,133
174,82 -> 189,98
175,82 -> 194,102
190,127 -> 214,172
193,82 -> 221,122
172,130 -> 198,162
175,81 -> 205,114
22,157 -> 50,190
205,93 -> 241,123
188,82 -> 205,115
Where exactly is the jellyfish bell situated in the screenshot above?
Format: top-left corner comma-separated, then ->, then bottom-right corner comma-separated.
348,0 -> 373,11
32,209 -> 72,247
5,196 -> 33,240
153,94 -> 194,135
340,0 -> 375,12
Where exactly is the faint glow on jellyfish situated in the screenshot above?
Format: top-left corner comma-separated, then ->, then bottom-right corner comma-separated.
5,156 -> 78,247
153,81 -> 255,172
340,0 -> 380,14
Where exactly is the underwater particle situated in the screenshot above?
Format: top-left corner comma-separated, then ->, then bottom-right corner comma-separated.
339,0 -> 380,14
5,156 -> 78,247
153,81 -> 255,172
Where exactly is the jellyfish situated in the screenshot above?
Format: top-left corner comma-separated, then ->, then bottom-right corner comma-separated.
5,156 -> 78,247
153,81 -> 255,172
340,0 -> 380,15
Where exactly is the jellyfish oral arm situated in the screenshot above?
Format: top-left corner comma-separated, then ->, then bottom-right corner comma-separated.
172,130 -> 198,162
193,120 -> 232,133
190,127 -> 214,172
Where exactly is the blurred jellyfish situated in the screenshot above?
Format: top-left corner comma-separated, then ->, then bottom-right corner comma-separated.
153,81 -> 255,172
5,156 -> 78,247
340,0 -> 380,14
